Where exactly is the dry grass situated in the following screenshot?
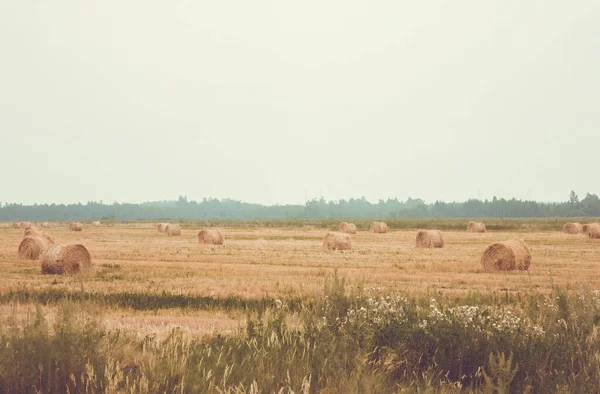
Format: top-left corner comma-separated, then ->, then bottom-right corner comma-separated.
0,225 -> 598,299
0,303 -> 245,340
2,223 -> 600,340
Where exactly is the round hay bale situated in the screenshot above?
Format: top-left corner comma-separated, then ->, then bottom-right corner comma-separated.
588,223 -> 600,239
370,222 -> 388,234
416,230 -> 444,248
583,223 -> 599,235
198,229 -> 224,245
38,232 -> 55,243
323,232 -> 352,251
338,222 -> 350,232
69,222 -> 83,231
23,228 -> 55,243
166,224 -> 181,236
338,222 -> 357,234
481,240 -> 531,271
467,222 -> 486,233
12,222 -> 21,229
20,221 -> 33,229
41,222 -> 50,228
157,223 -> 169,233
563,222 -> 583,234
92,221 -> 101,227
41,244 -> 92,275
18,235 -> 54,260
24,226 -> 39,236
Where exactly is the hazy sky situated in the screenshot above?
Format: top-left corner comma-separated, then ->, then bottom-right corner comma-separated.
1,1 -> 598,205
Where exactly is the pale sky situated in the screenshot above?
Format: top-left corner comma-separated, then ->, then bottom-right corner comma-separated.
1,1 -> 598,205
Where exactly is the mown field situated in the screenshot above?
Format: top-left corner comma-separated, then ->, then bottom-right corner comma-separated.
1,219 -> 599,393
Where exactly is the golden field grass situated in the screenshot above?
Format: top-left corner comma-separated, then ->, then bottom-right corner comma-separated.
0,302 -> 245,340
2,224 -> 600,297
1,223 -> 599,337
0,226 -> 600,298
3,222 -> 600,393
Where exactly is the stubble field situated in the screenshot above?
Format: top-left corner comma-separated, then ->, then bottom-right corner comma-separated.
1,223 -> 599,338
2,221 -> 600,392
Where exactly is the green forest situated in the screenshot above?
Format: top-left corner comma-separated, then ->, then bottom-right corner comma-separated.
1,191 -> 599,221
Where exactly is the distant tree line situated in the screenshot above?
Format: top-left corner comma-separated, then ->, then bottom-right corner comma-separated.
0,191 -> 599,221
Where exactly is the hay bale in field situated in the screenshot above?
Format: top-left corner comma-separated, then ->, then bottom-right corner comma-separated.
92,221 -> 101,227
166,224 -> 181,236
40,233 -> 55,243
18,235 -> 54,260
588,224 -> 600,239
41,222 -> 50,228
41,244 -> 92,275
416,230 -> 444,248
467,222 -> 486,233
481,240 -> 531,271
370,222 -> 388,233
323,232 -> 352,251
198,229 -> 224,244
338,221 -> 350,232
20,221 -> 33,229
563,222 -> 583,234
69,222 -> 83,231
12,222 -> 21,229
24,226 -> 39,236
157,223 -> 169,233
338,222 -> 357,234
583,223 -> 599,235
23,227 -> 54,242
28,230 -> 55,243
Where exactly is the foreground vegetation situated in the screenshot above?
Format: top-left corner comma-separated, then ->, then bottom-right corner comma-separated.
2,276 -> 599,393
